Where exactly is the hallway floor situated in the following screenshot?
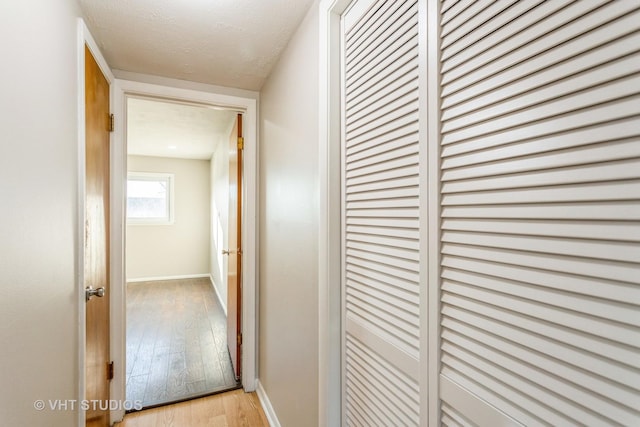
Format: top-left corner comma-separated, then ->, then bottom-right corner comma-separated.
115,389 -> 268,427
126,278 -> 239,408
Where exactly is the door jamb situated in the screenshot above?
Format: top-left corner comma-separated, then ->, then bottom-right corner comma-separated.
318,1 -> 352,425
76,18 -> 116,427
110,78 -> 259,416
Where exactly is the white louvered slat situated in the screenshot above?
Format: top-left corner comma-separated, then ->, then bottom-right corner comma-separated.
442,180 -> 640,205
442,230 -> 640,263
442,30 -> 640,113
442,75 -> 640,142
342,0 -> 421,425
441,402 -> 478,427
346,274 -> 419,313
441,309 -> 640,399
441,256 -> 640,307
442,1 -> 613,83
442,55 -> 640,129
441,98 -> 640,155
443,243 -> 638,284
441,0 -> 552,61
439,1 -> 640,425
442,218 -> 640,242
345,1 -> 416,76
346,20 -> 418,97
346,55 -> 418,115
442,201 -> 640,221
442,139 -> 640,181
441,2 -> 639,94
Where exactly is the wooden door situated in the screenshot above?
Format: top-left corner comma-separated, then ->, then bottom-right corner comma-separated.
227,114 -> 243,379
84,45 -> 111,427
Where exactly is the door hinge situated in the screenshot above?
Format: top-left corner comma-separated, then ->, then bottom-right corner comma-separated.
109,114 -> 114,132
237,333 -> 243,346
107,361 -> 114,380
237,136 -> 244,150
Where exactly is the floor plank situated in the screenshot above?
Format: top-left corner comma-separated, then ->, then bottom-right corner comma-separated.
115,390 -> 269,427
126,278 -> 238,408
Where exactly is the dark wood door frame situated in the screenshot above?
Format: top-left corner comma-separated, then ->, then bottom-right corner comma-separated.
226,113 -> 244,379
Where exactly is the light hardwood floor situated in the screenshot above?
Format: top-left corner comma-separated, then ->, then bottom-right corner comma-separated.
115,389 -> 269,427
127,278 -> 238,407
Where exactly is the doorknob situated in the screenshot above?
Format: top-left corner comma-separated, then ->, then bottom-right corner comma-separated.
222,249 -> 242,255
86,286 -> 105,302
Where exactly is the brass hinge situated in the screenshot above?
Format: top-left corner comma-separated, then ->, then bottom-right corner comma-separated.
109,114 -> 114,132
237,136 -> 244,150
237,333 -> 242,346
107,361 -> 114,380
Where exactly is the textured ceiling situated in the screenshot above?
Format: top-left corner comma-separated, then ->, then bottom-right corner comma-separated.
79,0 -> 315,90
127,97 -> 237,160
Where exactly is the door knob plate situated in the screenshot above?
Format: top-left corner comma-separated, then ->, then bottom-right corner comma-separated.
86,286 -> 105,302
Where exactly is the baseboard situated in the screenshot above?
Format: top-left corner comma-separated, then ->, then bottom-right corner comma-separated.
209,274 -> 228,316
256,380 -> 281,427
126,273 -> 210,283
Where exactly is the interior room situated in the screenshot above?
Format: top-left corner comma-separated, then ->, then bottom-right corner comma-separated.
124,97 -> 240,407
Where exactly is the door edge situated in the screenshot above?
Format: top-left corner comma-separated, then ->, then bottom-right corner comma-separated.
77,18 -> 118,427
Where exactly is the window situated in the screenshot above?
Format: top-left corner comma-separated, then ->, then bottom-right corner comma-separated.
127,172 -> 174,225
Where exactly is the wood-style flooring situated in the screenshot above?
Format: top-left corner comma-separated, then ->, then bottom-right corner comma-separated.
114,389 -> 269,427
126,278 -> 238,408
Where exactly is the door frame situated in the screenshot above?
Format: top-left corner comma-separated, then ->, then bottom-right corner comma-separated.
77,19 -> 260,425
318,2 -> 349,426
77,19 -> 116,427
110,78 -> 259,417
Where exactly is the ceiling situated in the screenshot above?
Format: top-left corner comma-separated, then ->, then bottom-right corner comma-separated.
82,1 -> 315,159
127,97 -> 237,160
79,0 -> 315,91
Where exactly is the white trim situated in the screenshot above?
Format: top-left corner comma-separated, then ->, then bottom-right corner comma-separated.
210,274 -> 228,316
76,21 -> 87,427
256,380 -> 280,427
112,77 -> 259,392
425,0 -> 443,424
318,1 -> 352,425
417,0 -> 430,424
81,21 -> 114,83
110,79 -> 127,426
77,18 -> 124,427
126,274 -> 211,283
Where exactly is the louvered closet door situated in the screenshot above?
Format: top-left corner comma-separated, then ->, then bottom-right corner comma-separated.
438,1 -> 640,425
341,0 -> 421,425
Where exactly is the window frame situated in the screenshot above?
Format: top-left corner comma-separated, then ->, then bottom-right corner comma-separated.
126,171 -> 175,225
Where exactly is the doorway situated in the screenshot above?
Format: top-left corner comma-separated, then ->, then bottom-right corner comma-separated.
107,78 -> 258,421
123,96 -> 243,408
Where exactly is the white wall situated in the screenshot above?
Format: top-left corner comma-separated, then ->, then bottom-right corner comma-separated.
258,2 -> 320,426
126,155 -> 210,280
0,1 -> 81,425
209,126 -> 231,308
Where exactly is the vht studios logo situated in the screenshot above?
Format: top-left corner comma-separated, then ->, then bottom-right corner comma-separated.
33,399 -> 143,411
